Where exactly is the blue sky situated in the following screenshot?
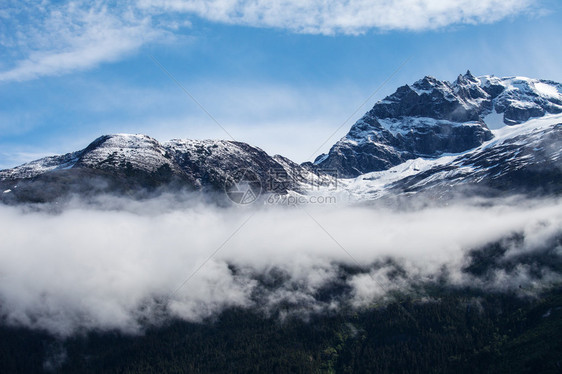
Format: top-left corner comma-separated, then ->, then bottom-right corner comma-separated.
1,0 -> 562,168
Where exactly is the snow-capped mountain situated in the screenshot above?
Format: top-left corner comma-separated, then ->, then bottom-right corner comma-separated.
0,134 -> 318,203
315,72 -> 562,178
1,72 -> 561,204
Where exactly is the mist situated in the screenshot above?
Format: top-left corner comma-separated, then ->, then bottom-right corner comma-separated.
0,194 -> 561,336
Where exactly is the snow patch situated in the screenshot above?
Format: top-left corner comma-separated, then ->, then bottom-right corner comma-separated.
534,82 -> 560,98
488,113 -> 562,145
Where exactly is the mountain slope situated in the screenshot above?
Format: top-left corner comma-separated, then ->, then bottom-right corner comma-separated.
315,72 -> 562,178
339,114 -> 562,201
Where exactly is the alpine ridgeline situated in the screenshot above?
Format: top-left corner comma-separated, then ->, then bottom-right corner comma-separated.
1,72 -> 561,203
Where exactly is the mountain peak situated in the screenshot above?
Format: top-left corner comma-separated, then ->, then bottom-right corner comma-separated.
456,70 -> 478,85
411,75 -> 446,93
314,73 -> 562,177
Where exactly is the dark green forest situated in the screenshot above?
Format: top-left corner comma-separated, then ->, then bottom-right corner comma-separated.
1,286 -> 560,374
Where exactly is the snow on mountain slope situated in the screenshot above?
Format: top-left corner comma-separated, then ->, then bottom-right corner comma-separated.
0,151 -> 83,180
481,76 -> 562,125
164,138 -> 306,192
0,134 -> 178,181
337,113 -> 562,201
165,139 -> 277,178
74,134 -> 183,174
337,157 -> 458,200
0,136 -> 286,181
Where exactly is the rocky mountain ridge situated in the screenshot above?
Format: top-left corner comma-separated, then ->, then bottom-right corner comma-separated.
314,72 -> 562,177
1,72 -> 561,204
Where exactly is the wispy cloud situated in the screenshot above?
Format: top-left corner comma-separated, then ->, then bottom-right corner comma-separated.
138,0 -> 534,34
0,1 -> 161,82
0,0 -> 537,82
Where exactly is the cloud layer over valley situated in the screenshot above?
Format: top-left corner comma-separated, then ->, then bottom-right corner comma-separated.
0,195 -> 560,336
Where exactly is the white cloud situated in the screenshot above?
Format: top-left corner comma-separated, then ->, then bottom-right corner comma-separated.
138,0 -> 534,34
0,196 -> 560,335
0,0 -> 537,82
0,1 -> 161,82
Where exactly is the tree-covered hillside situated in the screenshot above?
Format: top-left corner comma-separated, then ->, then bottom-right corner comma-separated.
1,287 -> 560,373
